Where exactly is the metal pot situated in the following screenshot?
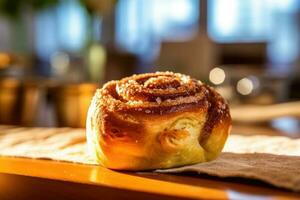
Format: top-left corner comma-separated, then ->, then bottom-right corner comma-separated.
52,83 -> 99,128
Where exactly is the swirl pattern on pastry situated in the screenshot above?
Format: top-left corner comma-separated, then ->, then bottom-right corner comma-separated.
86,72 -> 231,170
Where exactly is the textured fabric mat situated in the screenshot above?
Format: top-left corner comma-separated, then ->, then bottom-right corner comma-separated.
0,126 -> 300,191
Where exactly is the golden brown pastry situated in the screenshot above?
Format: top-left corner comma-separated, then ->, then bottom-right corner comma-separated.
86,72 -> 231,170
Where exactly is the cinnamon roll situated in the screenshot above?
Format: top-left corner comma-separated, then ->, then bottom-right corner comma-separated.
86,72 -> 231,170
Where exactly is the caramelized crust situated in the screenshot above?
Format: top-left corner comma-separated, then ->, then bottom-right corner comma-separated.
86,72 -> 231,170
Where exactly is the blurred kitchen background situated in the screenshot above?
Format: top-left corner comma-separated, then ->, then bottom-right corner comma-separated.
1,0 -> 300,133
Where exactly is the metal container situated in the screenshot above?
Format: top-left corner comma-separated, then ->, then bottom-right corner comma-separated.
20,81 -> 45,126
52,83 -> 99,128
0,78 -> 20,124
0,78 -> 45,126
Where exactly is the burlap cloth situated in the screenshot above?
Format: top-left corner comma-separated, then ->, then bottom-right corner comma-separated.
0,126 -> 300,191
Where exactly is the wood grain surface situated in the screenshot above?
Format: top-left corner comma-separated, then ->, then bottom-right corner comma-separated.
0,156 -> 300,200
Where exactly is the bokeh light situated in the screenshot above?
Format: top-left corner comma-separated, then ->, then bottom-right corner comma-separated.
0,53 -> 11,68
236,77 -> 254,95
209,67 -> 226,85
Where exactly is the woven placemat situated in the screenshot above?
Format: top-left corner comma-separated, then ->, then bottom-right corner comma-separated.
0,126 -> 95,164
0,126 -> 300,191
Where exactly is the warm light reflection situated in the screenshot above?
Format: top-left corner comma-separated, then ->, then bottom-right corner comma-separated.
209,67 -> 226,85
236,77 -> 254,95
0,53 -> 11,68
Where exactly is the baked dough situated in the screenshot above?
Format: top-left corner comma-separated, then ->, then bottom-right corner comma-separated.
86,72 -> 231,170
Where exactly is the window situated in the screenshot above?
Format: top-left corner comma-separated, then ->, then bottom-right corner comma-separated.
35,0 -> 88,60
115,0 -> 199,59
208,0 -> 300,65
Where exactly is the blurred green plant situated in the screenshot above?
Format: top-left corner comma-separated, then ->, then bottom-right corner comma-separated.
0,0 -> 59,19
0,0 -> 60,53
79,0 -> 117,15
0,0 -> 118,19
0,0 -> 118,55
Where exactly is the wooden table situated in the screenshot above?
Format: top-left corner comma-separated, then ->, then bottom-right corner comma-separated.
0,124 -> 300,200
